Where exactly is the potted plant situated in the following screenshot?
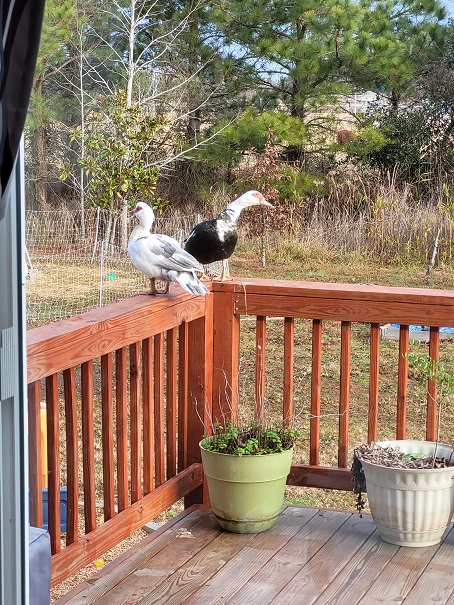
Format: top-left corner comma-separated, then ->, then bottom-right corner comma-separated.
351,352 -> 454,547
200,420 -> 300,534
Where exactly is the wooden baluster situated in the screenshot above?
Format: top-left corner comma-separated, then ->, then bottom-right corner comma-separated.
368,323 -> 380,442
283,318 -> 294,427
130,342 -> 142,503
28,380 -> 43,528
115,347 -> 128,513
338,321 -> 351,468
63,368 -> 79,545
178,323 -> 189,472
101,353 -> 115,520
81,360 -> 96,533
142,337 -> 154,494
154,333 -> 165,488
46,373 -> 61,553
427,327 -> 440,441
166,328 -> 177,480
255,316 -> 266,423
310,319 -> 322,466
397,325 -> 409,439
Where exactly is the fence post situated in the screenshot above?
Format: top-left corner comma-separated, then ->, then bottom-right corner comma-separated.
91,206 -> 100,261
99,240 -> 105,308
184,293 -> 213,507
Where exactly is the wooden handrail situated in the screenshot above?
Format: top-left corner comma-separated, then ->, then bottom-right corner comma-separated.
27,291 -> 210,586
25,278 -> 454,587
26,290 -> 207,382
227,278 -> 454,325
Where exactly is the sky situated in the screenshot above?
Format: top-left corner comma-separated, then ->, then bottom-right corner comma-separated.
444,0 -> 454,17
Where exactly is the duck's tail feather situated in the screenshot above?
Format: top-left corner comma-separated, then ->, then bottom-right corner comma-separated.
175,272 -> 210,296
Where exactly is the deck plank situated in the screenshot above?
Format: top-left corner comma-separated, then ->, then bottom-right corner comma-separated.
125,508 -> 317,605
183,507 -> 320,605
219,510 -> 355,605
356,542 -> 441,604
402,526 -> 454,605
54,507 -> 454,605
54,507 -> 208,605
271,511 -> 377,605
93,512 -> 223,605
310,533 -> 400,603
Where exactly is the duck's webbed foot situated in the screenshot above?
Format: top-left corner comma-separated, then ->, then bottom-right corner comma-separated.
149,278 -> 170,294
158,281 -> 170,294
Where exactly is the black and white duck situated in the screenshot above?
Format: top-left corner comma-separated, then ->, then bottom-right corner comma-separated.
184,190 -> 272,280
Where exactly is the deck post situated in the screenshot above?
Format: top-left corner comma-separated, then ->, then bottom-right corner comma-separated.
211,286 -> 240,424
184,294 -> 214,506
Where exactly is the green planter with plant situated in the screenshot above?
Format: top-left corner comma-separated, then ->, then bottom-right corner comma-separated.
200,421 -> 300,534
351,351 -> 454,547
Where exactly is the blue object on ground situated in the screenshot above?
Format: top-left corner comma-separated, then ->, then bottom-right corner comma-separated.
392,324 -> 454,333
42,487 -> 68,532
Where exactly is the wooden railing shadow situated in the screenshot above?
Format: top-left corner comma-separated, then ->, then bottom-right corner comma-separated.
26,278 -> 454,587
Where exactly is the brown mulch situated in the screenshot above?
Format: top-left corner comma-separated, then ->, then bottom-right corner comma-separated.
353,442 -> 454,470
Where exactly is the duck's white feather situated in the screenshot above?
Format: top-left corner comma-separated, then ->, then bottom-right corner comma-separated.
128,203 -> 209,296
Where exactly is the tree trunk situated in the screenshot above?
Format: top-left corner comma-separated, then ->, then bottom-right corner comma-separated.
31,124 -> 49,208
120,202 -> 129,252
186,107 -> 202,147
126,0 -> 136,106
286,17 -> 306,162
390,89 -> 400,110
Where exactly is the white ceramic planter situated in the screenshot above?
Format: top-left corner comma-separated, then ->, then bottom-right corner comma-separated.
360,440 -> 454,547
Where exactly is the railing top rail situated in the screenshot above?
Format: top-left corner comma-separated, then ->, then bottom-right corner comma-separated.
211,278 -> 454,304
210,279 -> 454,327
27,278 -> 454,383
27,289 -> 208,382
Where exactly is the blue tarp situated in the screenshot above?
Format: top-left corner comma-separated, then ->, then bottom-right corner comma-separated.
392,324 -> 454,333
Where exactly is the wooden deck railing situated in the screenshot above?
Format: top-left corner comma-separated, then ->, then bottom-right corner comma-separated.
26,278 -> 454,587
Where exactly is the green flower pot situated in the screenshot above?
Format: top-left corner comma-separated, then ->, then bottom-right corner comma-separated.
199,441 -> 293,533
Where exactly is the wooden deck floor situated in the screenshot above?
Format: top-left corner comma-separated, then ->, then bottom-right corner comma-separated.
55,505 -> 454,605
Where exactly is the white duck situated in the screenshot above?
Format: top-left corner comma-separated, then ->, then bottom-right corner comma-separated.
128,202 -> 210,296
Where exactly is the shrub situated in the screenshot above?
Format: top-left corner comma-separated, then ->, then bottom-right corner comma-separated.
200,421 -> 300,456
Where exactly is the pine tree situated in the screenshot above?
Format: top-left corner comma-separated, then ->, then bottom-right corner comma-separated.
211,0 -> 446,123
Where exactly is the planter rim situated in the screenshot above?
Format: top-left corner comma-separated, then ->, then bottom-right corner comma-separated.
199,439 -> 294,458
357,439 -> 454,472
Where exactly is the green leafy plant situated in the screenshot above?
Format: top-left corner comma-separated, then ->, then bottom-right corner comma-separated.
60,89 -> 169,214
406,351 -> 454,446
402,453 -> 426,462
200,420 -> 300,456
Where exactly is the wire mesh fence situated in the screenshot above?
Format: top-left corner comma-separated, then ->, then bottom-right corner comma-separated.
25,208 -> 222,328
